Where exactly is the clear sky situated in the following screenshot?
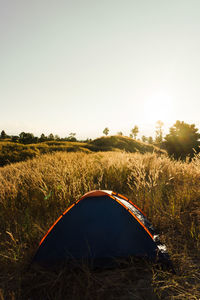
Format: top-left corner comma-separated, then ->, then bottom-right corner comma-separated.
1,0 -> 200,139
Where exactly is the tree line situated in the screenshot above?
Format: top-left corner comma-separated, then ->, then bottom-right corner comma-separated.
1,120 -> 200,160
103,121 -> 162,144
0,131 -> 77,144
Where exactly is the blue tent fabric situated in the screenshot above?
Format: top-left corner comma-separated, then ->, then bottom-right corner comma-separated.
113,194 -> 155,235
33,190 -> 169,265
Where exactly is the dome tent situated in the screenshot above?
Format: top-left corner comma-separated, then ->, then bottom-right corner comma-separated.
33,190 -> 169,266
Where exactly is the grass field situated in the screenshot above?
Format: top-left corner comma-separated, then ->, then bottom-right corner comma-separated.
0,151 -> 200,299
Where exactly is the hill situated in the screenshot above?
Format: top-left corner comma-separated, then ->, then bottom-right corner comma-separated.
0,136 -> 166,166
88,135 -> 166,154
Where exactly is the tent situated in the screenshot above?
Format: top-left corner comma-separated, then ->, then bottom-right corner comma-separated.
33,190 -> 169,266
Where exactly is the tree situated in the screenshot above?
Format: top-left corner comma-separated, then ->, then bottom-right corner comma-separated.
0,130 -> 6,139
103,127 -> 109,136
39,133 -> 47,142
55,134 -> 60,140
131,126 -> 139,139
48,133 -> 54,140
19,132 -> 35,144
147,136 -> 153,144
33,136 -> 38,143
68,133 -> 77,141
141,135 -> 147,143
117,131 -> 123,136
164,121 -> 200,160
155,120 -> 164,144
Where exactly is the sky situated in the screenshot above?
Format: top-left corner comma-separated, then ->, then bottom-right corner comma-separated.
1,0 -> 200,139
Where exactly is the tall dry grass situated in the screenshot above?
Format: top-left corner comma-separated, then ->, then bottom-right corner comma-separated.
0,151 -> 200,299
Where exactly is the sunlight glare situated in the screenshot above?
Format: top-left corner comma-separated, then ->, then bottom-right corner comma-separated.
143,92 -> 175,125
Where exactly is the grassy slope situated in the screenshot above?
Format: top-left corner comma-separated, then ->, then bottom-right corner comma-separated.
0,135 -> 166,166
0,140 -> 90,166
0,151 -> 199,299
88,135 -> 165,154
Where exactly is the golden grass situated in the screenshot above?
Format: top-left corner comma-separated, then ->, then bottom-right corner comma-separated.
0,151 -> 200,299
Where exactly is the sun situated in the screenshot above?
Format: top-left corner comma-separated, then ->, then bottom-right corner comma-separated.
143,92 -> 175,125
